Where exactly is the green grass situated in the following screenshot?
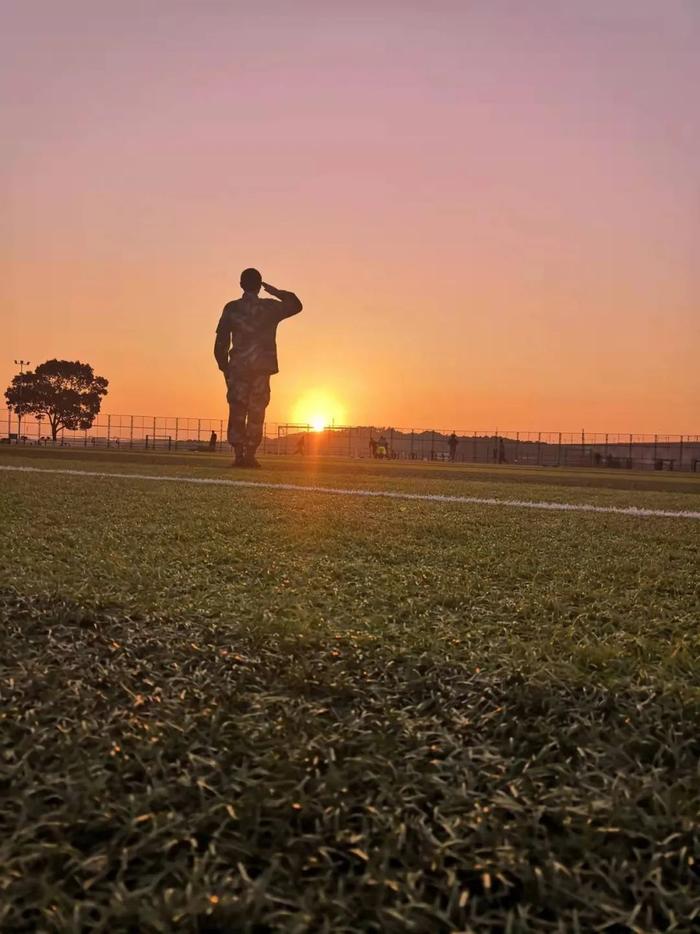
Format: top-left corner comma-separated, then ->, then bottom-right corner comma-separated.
1,449 -> 699,931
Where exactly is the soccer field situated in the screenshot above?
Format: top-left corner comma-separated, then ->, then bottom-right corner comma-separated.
1,448 -> 699,932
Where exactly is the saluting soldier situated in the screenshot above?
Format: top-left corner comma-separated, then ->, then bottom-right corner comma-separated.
214,268 -> 302,468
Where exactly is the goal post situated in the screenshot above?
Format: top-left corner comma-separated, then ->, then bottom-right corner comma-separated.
144,435 -> 173,451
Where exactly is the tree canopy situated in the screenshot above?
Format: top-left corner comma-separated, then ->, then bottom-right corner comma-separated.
5,359 -> 109,441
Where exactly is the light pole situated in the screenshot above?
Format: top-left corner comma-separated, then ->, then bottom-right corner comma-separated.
14,359 -> 30,443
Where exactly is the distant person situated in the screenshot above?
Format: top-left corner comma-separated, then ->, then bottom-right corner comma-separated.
295,434 -> 306,456
214,268 -> 302,468
377,435 -> 388,459
448,432 -> 458,462
209,430 -> 217,450
498,437 -> 507,463
369,437 -> 378,459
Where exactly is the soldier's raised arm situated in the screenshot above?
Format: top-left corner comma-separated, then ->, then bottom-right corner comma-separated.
262,282 -> 303,320
214,305 -> 232,373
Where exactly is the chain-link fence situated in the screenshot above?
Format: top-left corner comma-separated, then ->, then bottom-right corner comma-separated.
271,425 -> 700,471
3,410 -> 699,472
2,412 -> 228,452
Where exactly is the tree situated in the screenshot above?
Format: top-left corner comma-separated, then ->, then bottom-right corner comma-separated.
5,360 -> 109,442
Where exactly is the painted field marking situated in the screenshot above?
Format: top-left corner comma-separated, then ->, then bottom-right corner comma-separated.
1,464 -> 699,520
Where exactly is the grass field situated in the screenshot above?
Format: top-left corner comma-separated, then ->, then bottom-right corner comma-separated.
1,447 -> 699,932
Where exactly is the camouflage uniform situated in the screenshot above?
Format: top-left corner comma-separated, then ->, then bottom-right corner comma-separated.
214,288 -> 302,451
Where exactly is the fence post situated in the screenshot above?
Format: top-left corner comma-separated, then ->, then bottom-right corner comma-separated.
653,434 -> 658,464
175,417 -> 179,449
557,432 -> 561,467
472,431 -> 477,462
107,414 -> 111,448
679,434 -> 683,470
197,419 -> 201,444
537,432 -> 542,466
410,430 -> 414,459
130,415 -> 134,449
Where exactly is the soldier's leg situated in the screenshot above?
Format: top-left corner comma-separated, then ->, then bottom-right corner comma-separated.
244,374 -> 271,456
226,374 -> 250,456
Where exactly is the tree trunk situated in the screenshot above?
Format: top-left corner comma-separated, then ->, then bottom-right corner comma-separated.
50,417 -> 59,442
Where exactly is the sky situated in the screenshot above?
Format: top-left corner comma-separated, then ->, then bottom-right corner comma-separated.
2,0 -> 699,433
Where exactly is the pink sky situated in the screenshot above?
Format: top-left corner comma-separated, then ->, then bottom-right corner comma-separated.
2,0 -> 698,432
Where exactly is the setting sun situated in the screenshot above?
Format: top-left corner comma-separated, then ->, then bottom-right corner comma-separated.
291,390 -> 346,432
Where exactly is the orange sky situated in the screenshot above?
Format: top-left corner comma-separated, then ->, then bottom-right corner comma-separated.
3,1 -> 699,433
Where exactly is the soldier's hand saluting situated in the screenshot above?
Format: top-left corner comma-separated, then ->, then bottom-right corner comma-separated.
262,282 -> 281,297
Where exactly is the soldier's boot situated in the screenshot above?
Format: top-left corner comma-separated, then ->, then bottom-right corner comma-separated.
232,444 -> 246,467
242,446 -> 262,469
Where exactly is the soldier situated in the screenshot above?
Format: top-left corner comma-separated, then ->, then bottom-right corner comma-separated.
214,268 -> 302,468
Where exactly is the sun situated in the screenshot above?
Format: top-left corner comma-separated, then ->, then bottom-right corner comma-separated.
291,390 -> 346,432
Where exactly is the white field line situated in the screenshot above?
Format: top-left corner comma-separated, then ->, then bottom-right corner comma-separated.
2,464 -> 699,520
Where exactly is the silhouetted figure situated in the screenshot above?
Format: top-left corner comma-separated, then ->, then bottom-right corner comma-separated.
498,437 -> 507,463
448,432 -> 458,462
369,437 -> 378,459
214,268 -> 302,468
295,434 -> 306,456
209,430 -> 217,450
377,435 -> 388,459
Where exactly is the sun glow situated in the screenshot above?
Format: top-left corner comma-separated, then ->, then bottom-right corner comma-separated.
291,390 -> 346,432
